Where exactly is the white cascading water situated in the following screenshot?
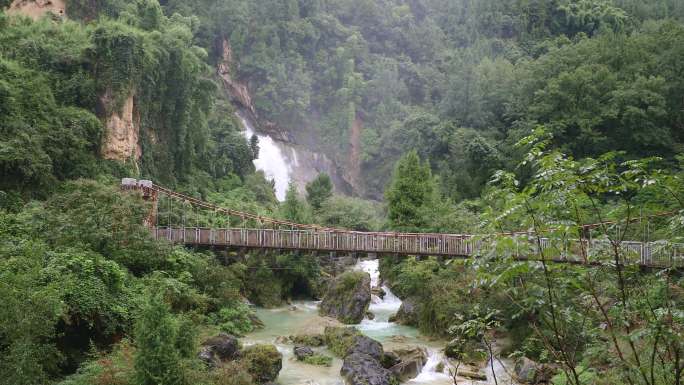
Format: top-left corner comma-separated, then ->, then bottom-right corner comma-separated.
237,112 -> 292,201
354,259 -> 454,384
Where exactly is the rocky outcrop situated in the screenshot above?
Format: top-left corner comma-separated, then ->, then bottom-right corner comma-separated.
389,296 -> 420,325
100,93 -> 141,162
341,353 -> 397,385
320,271 -> 371,324
198,333 -> 241,367
217,39 -> 255,117
7,0 -> 65,20
242,344 -> 283,384
347,335 -> 384,361
387,347 -> 428,382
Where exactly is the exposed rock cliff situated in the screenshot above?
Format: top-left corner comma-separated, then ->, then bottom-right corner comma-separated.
100,93 -> 142,162
217,39 -> 256,118
7,0 -> 65,19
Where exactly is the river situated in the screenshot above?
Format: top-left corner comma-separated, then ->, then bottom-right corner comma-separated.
244,259 -> 518,385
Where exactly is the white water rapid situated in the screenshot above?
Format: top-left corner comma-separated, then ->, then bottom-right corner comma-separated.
244,258 -> 518,385
354,259 -> 454,385
238,112 -> 292,201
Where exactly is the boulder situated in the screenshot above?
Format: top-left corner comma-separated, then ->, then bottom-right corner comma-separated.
371,286 -> 386,299
347,335 -> 384,361
294,346 -> 314,361
366,311 -> 376,320
320,271 -> 371,324
388,347 -> 428,382
198,333 -> 240,367
390,360 -> 423,382
391,297 -> 419,325
341,352 -> 398,385
242,344 -> 283,384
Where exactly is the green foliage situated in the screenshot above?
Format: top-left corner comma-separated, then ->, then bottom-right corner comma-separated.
0,245 -> 64,385
134,293 -> 185,385
280,182 -> 309,223
323,326 -> 361,357
315,195 -> 382,231
385,150 -> 435,230
303,354 -> 333,367
305,173 -> 333,210
240,344 -> 282,384
209,303 -> 255,336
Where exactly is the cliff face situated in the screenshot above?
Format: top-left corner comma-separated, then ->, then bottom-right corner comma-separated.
100,93 -> 142,162
7,0 -> 65,19
217,39 -> 256,117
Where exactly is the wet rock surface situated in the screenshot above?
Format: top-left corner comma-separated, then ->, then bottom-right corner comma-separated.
387,346 -> 428,382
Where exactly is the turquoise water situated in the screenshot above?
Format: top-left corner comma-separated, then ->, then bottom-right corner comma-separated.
244,259 -> 515,385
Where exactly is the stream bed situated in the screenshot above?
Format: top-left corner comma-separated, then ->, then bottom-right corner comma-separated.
244,259 -> 517,385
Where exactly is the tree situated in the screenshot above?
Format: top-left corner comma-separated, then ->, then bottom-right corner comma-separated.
134,293 -> 184,385
385,150 -> 435,230
280,182 -> 308,223
305,173 -> 333,210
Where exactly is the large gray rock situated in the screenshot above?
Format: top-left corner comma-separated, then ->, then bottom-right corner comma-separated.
320,271 -> 372,324
198,333 -> 240,367
347,335 -> 384,361
294,346 -> 314,361
388,347 -> 428,382
341,353 -> 398,385
390,297 -> 420,325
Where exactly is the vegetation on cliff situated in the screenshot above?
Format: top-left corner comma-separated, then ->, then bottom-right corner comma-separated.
1,1 -> 684,385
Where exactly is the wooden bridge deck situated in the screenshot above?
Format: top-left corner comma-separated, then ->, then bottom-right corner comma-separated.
153,226 -> 684,268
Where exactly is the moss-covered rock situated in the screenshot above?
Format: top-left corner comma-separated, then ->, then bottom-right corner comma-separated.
241,344 -> 282,383
324,326 -> 362,357
290,333 -> 325,347
319,271 -> 371,324
303,353 -> 333,367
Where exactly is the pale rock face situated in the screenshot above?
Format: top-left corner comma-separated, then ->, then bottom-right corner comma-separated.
7,0 -> 66,20
101,94 -> 142,162
217,39 -> 256,116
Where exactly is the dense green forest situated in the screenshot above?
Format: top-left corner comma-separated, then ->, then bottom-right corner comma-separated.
1,0 -> 684,385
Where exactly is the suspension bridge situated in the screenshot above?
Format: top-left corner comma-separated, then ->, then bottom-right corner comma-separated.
122,178 -> 684,268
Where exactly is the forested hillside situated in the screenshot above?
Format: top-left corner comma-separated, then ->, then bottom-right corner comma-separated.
1,1 -> 684,385
160,0 -> 684,199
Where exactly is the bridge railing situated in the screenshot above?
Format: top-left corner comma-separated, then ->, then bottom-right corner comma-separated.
153,226 -> 684,268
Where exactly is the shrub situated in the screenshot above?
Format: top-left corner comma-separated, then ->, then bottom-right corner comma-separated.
134,294 -> 185,385
241,344 -> 282,384
209,303 -> 255,336
303,354 -> 333,367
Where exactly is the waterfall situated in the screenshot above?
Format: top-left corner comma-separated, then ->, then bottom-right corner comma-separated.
237,112 -> 292,201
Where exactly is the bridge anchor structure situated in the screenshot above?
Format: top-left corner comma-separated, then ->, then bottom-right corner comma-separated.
121,178 -> 684,269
